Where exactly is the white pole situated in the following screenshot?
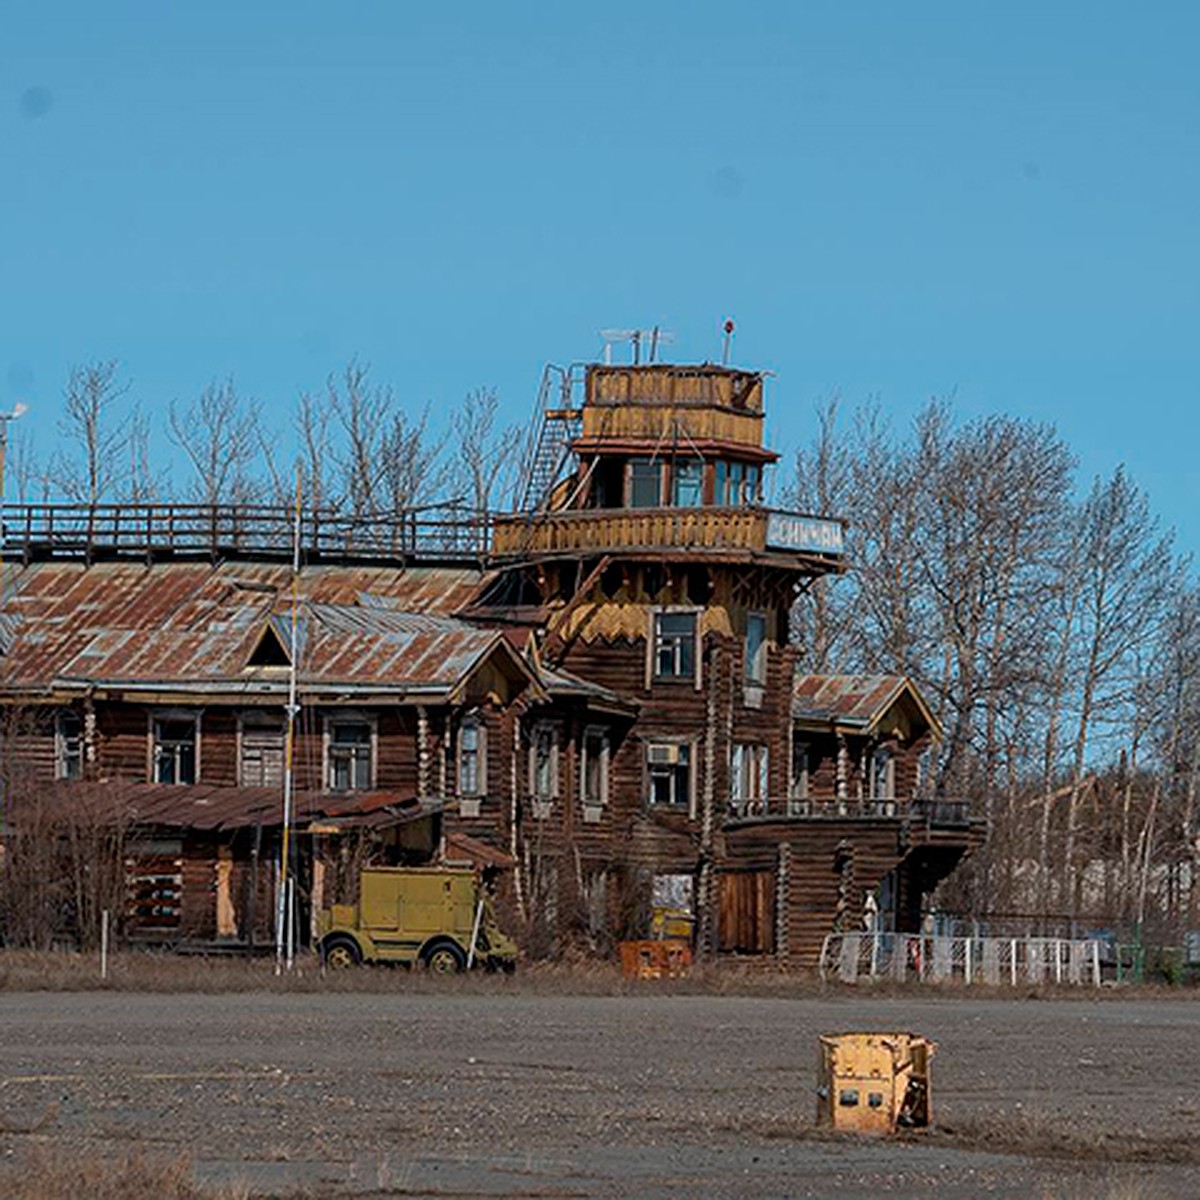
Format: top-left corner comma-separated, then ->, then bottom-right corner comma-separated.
1092,940 -> 1100,987
1055,939 -> 1063,984
285,878 -> 295,971
466,894 -> 485,970
100,908 -> 109,981
965,937 -> 972,985
1011,938 -> 1017,987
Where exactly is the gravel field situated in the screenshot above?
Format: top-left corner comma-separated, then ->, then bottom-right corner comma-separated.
0,988 -> 1197,1198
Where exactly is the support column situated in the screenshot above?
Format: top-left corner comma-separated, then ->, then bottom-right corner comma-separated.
776,842 -> 791,967
417,706 -> 430,798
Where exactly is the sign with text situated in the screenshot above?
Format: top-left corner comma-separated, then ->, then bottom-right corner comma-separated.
765,511 -> 844,556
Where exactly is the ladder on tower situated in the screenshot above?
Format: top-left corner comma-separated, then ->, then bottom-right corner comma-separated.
517,364 -> 585,514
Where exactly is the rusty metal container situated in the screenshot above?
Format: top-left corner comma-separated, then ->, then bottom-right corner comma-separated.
816,1032 -> 935,1134
618,939 -> 692,980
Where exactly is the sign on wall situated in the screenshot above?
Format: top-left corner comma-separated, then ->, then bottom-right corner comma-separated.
765,511 -> 845,556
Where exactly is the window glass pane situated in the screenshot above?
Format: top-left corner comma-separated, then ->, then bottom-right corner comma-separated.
629,458 -> 660,508
654,612 -> 696,678
672,459 -> 703,507
332,723 -> 370,745
714,461 -> 728,506
745,613 -> 766,682
745,464 -> 760,504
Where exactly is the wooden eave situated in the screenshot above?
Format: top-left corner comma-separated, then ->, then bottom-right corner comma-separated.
572,436 -> 778,464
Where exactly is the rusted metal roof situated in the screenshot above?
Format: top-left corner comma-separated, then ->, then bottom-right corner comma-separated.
535,664 -> 637,715
0,561 -> 523,699
441,830 -> 516,870
792,674 -> 939,738
22,780 -> 438,832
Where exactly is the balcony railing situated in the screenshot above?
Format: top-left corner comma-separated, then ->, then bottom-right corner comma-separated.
725,796 -> 973,825
491,505 -> 844,561
1,502 -> 492,564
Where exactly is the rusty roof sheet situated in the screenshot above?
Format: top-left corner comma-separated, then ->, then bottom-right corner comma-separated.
20,781 -> 438,832
792,674 -> 937,736
442,830 -> 516,870
0,561 -> 515,696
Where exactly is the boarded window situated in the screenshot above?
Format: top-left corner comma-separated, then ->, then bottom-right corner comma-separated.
240,714 -> 284,788
718,871 -> 775,955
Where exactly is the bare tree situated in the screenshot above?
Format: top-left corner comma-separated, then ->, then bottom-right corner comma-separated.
167,379 -> 262,506
51,361 -> 132,503
451,386 -> 520,520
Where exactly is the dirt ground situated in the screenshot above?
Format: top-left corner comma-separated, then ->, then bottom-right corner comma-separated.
0,986 -> 1197,1198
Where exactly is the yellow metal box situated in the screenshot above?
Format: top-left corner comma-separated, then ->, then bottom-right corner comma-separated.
816,1032 -> 935,1135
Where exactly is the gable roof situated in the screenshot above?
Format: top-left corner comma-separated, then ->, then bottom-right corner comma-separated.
0,560 -> 528,703
792,674 -> 941,741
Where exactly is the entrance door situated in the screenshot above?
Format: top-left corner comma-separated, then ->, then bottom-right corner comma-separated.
718,871 -> 775,954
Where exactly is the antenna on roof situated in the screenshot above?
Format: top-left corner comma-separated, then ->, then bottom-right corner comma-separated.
721,318 -> 735,366
599,327 -> 675,365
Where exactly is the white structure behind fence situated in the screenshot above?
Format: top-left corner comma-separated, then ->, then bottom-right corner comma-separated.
819,933 -> 1103,987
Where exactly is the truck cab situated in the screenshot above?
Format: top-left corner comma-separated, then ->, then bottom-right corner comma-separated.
316,866 -> 518,972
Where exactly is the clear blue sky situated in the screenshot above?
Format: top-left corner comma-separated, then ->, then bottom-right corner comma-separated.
3,3 -> 1198,555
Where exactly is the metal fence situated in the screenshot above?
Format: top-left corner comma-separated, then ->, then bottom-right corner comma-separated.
819,932 -> 1103,987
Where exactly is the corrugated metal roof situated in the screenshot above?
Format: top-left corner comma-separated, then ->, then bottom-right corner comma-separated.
25,780 -> 438,832
792,674 -> 936,736
0,561 -> 511,696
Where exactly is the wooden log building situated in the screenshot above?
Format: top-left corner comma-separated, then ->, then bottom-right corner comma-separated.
0,358 -> 982,966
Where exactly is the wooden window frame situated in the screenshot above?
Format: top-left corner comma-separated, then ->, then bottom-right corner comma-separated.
323,712 -> 377,793
528,721 -> 560,802
55,708 -> 83,781
149,709 -> 201,785
744,611 -> 767,685
457,713 -> 487,798
580,725 -> 610,810
647,607 -> 702,690
731,742 -> 769,814
644,738 -> 696,818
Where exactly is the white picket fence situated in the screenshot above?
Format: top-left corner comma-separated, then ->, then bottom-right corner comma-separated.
819,932 -> 1103,987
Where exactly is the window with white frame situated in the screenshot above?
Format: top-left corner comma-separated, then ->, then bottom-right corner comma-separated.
652,610 -> 697,681
580,727 -> 610,807
55,709 -> 83,780
731,743 -> 768,813
153,715 -> 198,785
646,741 -> 692,810
790,739 -> 810,801
326,718 -> 373,792
745,612 -> 767,684
458,715 -> 486,797
529,723 -> 559,800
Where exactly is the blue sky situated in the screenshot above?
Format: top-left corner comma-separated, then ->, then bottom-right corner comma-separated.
3,3 -> 1198,555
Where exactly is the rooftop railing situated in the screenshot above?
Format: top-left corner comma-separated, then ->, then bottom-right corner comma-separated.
1,502 -> 493,564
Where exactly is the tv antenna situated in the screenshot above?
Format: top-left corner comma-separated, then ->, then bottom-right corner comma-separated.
598,326 -> 675,365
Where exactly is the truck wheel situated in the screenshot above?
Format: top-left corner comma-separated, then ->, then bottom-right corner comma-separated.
422,941 -> 466,974
322,936 -> 362,970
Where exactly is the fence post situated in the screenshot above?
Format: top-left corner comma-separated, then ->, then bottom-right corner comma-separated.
1011,938 -> 1018,987
964,937 -> 972,985
100,908 -> 109,981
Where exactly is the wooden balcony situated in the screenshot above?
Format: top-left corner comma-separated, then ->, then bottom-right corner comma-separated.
490,506 -> 845,564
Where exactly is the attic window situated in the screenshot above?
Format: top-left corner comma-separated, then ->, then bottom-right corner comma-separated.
248,623 -> 290,667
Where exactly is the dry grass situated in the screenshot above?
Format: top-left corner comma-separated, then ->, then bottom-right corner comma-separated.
930,1109 -> 1200,1166
0,947 -> 1195,999
0,1148 -> 255,1200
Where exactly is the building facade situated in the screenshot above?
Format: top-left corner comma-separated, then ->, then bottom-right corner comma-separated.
0,359 -> 982,965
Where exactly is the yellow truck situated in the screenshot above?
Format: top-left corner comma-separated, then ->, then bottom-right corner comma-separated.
316,866 -> 518,973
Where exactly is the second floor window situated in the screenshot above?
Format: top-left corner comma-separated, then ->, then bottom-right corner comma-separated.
653,611 -> 696,680
240,713 -> 284,788
56,709 -> 83,780
458,717 -> 485,796
629,458 -> 662,508
715,460 -> 761,506
671,459 -> 703,507
732,743 -> 768,812
154,716 -> 197,785
581,727 -> 610,806
328,720 -> 372,792
745,612 -> 767,684
530,723 -> 559,800
647,741 -> 692,810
